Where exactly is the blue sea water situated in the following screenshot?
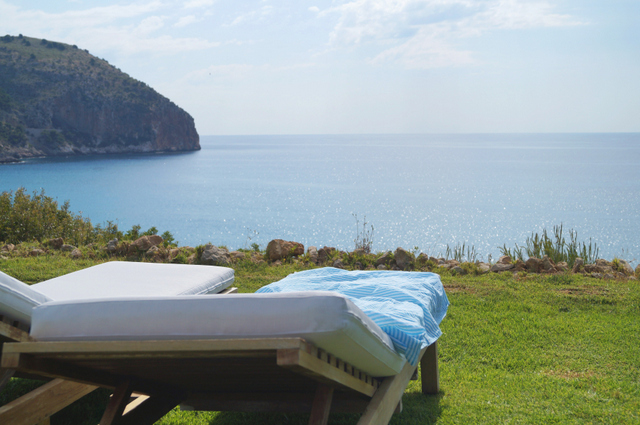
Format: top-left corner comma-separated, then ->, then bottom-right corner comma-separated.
1,133 -> 639,262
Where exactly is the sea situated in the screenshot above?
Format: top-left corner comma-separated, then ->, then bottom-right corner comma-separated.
1,133 -> 639,263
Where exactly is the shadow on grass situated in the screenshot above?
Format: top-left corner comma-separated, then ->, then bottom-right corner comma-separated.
206,392 -> 444,425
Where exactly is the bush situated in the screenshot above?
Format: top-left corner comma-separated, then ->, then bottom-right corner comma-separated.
0,188 -> 93,245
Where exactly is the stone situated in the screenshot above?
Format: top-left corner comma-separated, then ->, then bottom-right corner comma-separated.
230,251 -> 245,261
604,273 -> 615,280
377,264 -> 386,270
636,264 -> 640,276
201,244 -> 231,266
169,248 -> 181,260
416,253 -> 429,264
451,266 -> 467,275
30,249 -> 45,256
332,259 -> 344,269
491,262 -> 514,272
584,264 -> 603,273
307,246 -> 318,263
61,244 -> 76,252
541,256 -> 556,273
354,261 -> 364,270
106,239 -> 119,252
394,247 -> 413,269
317,247 -> 335,264
477,262 -> 491,274
525,257 -> 542,273
375,251 -> 393,266
572,258 -> 584,273
47,238 -> 64,249
70,248 -> 82,259
352,248 -> 367,256
591,272 -> 603,279
265,239 -> 304,262
130,235 -> 163,252
618,259 -> 634,275
497,255 -> 512,265
514,259 -> 526,272
1,243 -> 15,252
595,259 -> 610,268
556,261 -> 568,272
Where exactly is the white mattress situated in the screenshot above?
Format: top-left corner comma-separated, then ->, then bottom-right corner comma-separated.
1,262 -> 234,327
0,271 -> 53,326
30,291 -> 406,377
33,262 -> 234,300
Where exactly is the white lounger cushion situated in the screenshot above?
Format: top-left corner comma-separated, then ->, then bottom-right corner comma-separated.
0,271 -> 53,326
30,292 -> 406,377
32,262 -> 234,300
1,262 -> 234,326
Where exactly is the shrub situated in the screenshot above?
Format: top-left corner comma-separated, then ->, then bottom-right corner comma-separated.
0,188 -> 93,245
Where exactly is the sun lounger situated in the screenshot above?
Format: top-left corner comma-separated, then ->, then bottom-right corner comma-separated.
1,268 -> 448,425
0,261 -> 235,425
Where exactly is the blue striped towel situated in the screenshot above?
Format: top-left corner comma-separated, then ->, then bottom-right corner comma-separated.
256,267 -> 449,365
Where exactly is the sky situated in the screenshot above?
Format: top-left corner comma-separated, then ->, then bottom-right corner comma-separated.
1,0 -> 639,135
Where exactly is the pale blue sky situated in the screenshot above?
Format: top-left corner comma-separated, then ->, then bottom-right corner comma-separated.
1,0 -> 638,135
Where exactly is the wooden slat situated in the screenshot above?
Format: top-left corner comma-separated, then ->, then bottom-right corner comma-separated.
277,348 -> 377,397
356,348 -> 427,425
0,379 -> 97,425
0,320 -> 33,343
2,338 -> 307,358
421,341 -> 439,394
308,384 -> 334,425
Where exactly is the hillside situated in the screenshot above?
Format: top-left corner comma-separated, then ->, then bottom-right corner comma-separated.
0,34 -> 199,163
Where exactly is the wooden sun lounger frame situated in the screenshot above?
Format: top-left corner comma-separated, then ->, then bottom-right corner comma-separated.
0,286 -> 239,425
1,333 -> 439,425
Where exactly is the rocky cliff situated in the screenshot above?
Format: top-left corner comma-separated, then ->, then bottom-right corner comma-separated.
0,34 -> 200,163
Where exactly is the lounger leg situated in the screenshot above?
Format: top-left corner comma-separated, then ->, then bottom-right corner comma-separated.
0,378 -> 97,425
116,394 -> 180,425
0,368 -> 14,391
308,384 -> 334,425
100,381 -> 133,425
356,348 -> 427,425
421,341 -> 439,395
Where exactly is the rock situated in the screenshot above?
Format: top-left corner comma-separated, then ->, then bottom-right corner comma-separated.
394,247 -> 413,269
354,262 -> 364,270
169,248 -> 181,260
497,255 -> 512,265
514,259 -> 526,272
130,235 -> 163,252
604,273 -> 615,280
446,259 -> 461,267
595,259 -> 610,268
1,243 -> 15,252
572,258 -> 584,273
636,264 -> 640,276
230,251 -> 245,261
201,244 -> 231,266
491,262 -> 514,272
106,239 -> 119,253
429,256 -> 439,263
265,239 -> 304,262
477,262 -> 491,274
556,261 -> 568,272
61,244 -> 76,252
541,256 -> 556,273
591,272 -> 603,279
333,259 -> 344,269
30,249 -> 45,256
308,246 -> 318,263
584,264 -> 603,273
377,264 -> 386,270
416,253 -> 429,264
47,238 -> 64,249
525,257 -> 542,273
317,247 -> 336,264
375,251 -> 393,266
352,248 -> 367,256
618,259 -> 634,275
451,266 -> 467,275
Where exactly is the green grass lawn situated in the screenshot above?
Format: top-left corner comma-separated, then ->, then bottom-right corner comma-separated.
1,256 -> 639,424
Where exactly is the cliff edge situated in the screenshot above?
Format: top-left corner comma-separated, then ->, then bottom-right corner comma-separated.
0,34 -> 200,163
